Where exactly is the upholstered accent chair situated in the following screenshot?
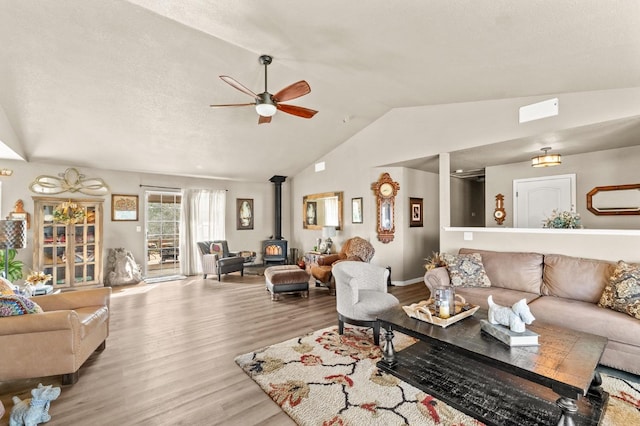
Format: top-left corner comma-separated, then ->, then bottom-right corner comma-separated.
310,236 -> 375,295
332,261 -> 399,345
197,240 -> 245,281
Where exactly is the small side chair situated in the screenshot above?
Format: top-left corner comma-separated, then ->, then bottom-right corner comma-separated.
197,240 -> 245,281
332,261 -> 399,345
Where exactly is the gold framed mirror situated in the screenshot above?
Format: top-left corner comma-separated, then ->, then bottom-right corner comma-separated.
303,191 -> 343,230
586,184 -> 640,216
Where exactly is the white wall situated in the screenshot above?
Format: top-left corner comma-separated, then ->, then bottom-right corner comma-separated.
0,160 -> 278,274
291,156 -> 441,284
441,227 -> 640,264
403,168 -> 439,282
485,145 -> 640,229
292,87 -> 640,279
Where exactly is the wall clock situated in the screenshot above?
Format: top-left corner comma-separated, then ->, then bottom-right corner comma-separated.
371,173 -> 400,243
494,193 -> 506,225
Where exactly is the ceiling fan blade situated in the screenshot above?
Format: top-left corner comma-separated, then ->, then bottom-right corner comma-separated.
209,103 -> 255,108
273,80 -> 311,102
258,115 -> 272,125
219,75 -> 259,99
277,104 -> 318,119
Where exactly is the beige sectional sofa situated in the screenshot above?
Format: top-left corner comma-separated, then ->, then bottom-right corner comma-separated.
0,287 -> 111,384
424,248 -> 640,376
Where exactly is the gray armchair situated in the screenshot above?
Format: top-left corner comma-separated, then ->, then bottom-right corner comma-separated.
332,261 -> 399,345
197,240 -> 245,281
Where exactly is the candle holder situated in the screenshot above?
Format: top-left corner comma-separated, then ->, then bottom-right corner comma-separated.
434,285 -> 456,319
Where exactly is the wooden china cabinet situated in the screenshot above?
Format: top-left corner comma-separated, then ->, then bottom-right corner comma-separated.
32,197 -> 104,289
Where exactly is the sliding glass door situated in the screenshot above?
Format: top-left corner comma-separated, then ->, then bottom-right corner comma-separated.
145,191 -> 182,278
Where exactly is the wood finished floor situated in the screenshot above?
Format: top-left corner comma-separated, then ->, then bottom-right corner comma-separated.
0,273 -> 429,425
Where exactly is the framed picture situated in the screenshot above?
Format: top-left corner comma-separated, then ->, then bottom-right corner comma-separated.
112,194 -> 139,221
409,197 -> 423,227
7,199 -> 30,228
8,212 -> 30,228
237,198 -> 254,230
352,197 -> 363,224
305,201 -> 318,226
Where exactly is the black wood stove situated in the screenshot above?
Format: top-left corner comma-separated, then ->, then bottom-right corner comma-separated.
263,175 -> 288,265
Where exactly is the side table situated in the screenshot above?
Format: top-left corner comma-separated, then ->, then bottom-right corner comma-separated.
304,251 -> 337,295
304,251 -> 322,272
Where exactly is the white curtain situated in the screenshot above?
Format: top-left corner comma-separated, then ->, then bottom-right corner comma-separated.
180,189 -> 226,275
325,197 -> 339,227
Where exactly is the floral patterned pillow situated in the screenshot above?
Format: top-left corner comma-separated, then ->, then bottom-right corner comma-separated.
598,260 -> 640,320
0,294 -> 43,317
443,253 -> 491,288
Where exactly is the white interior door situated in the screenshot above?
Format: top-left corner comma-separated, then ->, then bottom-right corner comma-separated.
513,174 -> 576,228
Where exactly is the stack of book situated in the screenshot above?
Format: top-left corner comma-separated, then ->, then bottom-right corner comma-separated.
480,319 -> 539,347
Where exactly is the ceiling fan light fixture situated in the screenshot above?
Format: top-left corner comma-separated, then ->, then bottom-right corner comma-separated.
255,93 -> 277,117
212,54 -> 316,123
256,103 -> 277,117
531,147 -> 562,167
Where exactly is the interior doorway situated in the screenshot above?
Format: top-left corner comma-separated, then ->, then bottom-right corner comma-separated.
145,191 -> 182,279
513,174 -> 576,228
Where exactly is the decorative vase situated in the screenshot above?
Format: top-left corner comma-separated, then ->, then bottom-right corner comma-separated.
23,283 -> 34,297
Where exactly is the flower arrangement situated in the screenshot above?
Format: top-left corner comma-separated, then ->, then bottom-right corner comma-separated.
53,201 -> 85,224
543,209 -> 582,229
25,271 -> 52,287
424,251 -> 446,271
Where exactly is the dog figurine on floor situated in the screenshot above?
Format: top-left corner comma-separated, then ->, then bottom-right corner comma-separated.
487,295 -> 535,332
9,383 -> 60,426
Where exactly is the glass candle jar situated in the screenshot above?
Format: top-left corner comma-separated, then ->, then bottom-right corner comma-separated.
434,285 -> 455,319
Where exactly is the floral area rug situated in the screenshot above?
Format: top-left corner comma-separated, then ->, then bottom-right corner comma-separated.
235,326 -> 640,426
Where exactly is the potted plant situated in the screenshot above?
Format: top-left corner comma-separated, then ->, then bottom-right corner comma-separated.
0,248 -> 24,282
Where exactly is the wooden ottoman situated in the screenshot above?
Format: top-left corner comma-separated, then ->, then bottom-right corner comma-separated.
265,265 -> 310,301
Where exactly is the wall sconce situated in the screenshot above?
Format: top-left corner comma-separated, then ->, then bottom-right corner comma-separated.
0,169 -> 13,176
531,147 -> 562,167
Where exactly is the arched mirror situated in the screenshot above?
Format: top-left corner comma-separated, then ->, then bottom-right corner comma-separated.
302,191 -> 343,230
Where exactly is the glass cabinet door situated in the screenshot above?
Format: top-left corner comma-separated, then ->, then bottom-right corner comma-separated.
71,204 -> 98,285
34,198 -> 103,288
41,206 -> 68,286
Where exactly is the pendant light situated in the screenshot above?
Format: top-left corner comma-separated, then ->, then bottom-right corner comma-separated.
531,147 -> 562,167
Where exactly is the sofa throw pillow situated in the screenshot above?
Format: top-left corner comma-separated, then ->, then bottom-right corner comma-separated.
598,260 -> 640,320
0,294 -> 44,317
443,253 -> 491,288
0,277 -> 15,295
210,243 -> 223,257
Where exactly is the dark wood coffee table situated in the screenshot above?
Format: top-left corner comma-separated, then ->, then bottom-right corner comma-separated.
377,306 -> 609,426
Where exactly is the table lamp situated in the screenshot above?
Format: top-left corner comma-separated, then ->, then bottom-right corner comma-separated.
0,219 -> 27,281
322,226 -> 336,254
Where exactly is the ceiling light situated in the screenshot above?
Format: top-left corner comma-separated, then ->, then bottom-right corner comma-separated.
256,103 -> 276,117
531,147 -> 562,167
255,93 -> 277,117
0,169 -> 13,176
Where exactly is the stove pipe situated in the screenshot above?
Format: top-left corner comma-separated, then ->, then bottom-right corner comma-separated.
269,175 -> 287,240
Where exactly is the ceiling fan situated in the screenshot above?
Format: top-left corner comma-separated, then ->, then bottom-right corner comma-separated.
210,55 -> 318,124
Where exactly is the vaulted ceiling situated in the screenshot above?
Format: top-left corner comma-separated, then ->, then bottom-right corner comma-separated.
1,1 -> 639,181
